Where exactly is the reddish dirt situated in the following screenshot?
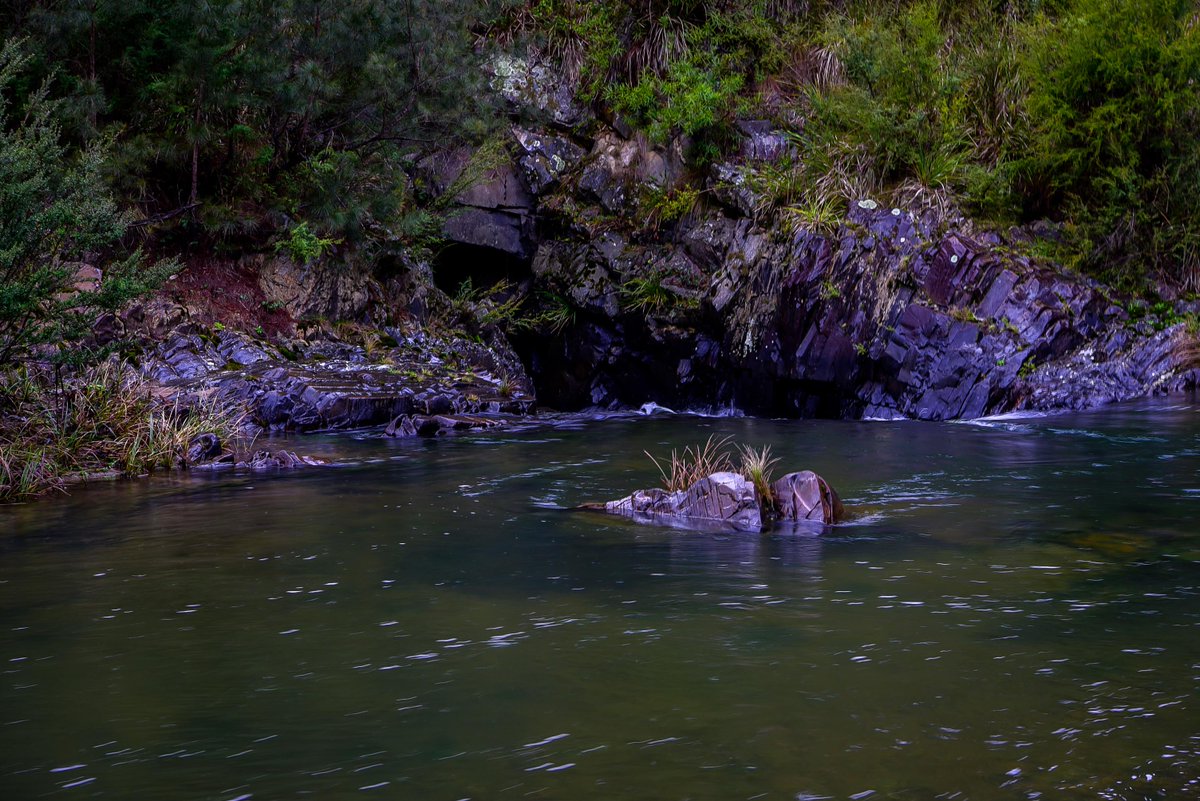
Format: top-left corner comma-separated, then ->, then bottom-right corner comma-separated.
163,255 -> 293,338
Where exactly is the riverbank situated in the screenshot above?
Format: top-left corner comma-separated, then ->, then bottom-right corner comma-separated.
4,1 -> 1200,503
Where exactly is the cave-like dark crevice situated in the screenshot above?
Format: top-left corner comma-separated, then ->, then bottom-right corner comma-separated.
431,242 -> 532,296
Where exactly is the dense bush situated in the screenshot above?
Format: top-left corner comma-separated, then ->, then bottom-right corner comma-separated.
1019,0 -> 1200,290
1,0 -> 508,246
0,39 -> 170,366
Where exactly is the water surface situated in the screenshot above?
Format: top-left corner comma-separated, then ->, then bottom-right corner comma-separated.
3,398 -> 1199,799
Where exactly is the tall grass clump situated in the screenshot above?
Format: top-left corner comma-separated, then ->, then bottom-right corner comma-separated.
0,363 -> 247,503
645,436 -> 783,506
738,444 -> 780,507
645,434 -> 734,493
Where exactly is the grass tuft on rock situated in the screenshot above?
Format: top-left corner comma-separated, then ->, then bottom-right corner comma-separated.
738,444 -> 781,508
645,434 -> 734,493
645,436 -> 783,506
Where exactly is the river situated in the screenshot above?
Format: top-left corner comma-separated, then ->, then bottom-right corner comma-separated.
2,398 -> 1198,799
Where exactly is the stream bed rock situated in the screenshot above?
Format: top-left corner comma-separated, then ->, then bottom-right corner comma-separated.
597,470 -> 843,533
140,324 -> 536,433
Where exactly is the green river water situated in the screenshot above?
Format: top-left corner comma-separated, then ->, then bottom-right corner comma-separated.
2,399 -> 1199,800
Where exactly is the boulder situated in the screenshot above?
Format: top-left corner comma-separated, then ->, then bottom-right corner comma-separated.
603,471 -> 763,532
442,207 -> 530,259
513,127 -> 586,194
594,469 -> 843,533
489,53 -> 586,127
771,471 -> 843,523
185,433 -> 222,464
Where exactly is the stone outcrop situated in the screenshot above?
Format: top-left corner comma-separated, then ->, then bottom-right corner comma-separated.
139,324 -> 535,433
469,118 -> 1199,417
602,472 -> 765,532
597,469 -> 843,533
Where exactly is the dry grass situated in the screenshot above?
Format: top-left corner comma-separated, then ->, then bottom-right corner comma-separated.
645,437 -> 784,506
621,12 -> 693,81
645,434 -> 734,493
0,363 -> 248,503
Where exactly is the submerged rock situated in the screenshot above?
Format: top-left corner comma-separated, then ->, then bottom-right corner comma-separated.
241,450 -> 323,469
383,413 -> 508,438
596,470 -> 842,533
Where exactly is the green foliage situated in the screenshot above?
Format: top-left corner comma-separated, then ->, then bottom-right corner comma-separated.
6,0 -> 1200,298
619,271 -> 697,313
1018,0 -> 1200,289
818,280 -> 842,300
0,39 -> 172,366
609,58 -> 744,147
2,0 -> 505,244
601,2 -> 791,159
524,291 -> 576,333
796,2 -> 969,206
781,195 -> 844,235
639,185 -> 701,231
446,277 -> 535,333
275,222 -> 339,265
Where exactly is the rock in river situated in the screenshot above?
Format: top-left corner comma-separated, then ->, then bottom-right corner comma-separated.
772,471 -> 844,523
596,470 -> 843,533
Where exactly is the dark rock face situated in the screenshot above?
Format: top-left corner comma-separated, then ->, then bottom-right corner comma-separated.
420,147 -> 537,260
505,153 -> 1198,416
754,204 -> 1199,419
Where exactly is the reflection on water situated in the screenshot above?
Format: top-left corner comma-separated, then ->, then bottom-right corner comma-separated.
2,396 -> 1199,799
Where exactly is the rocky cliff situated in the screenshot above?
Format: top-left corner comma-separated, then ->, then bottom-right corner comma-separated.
413,55 -> 1200,420
126,55 -> 1199,429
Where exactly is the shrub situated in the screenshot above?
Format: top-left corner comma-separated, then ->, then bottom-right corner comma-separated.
1018,0 -> 1200,290
738,444 -> 780,506
275,221 -> 339,264
0,39 -> 172,366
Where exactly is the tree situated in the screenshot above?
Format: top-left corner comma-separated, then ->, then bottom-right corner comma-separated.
1,1 -> 507,246
0,39 -> 171,366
